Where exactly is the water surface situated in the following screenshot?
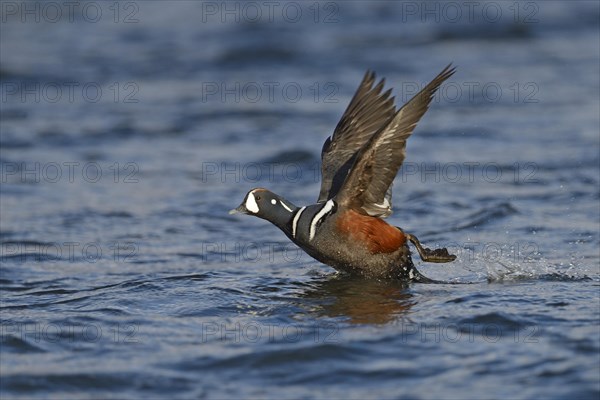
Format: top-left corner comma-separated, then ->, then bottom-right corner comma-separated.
1,1 -> 599,399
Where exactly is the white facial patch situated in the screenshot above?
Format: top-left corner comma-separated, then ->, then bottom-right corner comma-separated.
245,192 -> 260,213
271,199 -> 277,205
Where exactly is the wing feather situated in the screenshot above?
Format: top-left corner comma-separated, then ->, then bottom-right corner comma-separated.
318,71 -> 396,202
335,64 -> 456,217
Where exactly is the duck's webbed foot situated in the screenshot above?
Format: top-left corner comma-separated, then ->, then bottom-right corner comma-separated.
404,232 -> 456,263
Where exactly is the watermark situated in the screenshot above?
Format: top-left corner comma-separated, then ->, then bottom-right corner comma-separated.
442,241 -> 541,264
1,1 -> 140,23
191,241 -> 305,264
198,2 -> 539,25
201,161 -> 310,184
200,161 -> 539,185
1,81 -> 140,104
0,241 -> 139,263
0,2 -> 541,26
197,80 -> 539,105
198,321 -> 538,344
0,80 -> 538,105
399,162 -> 539,184
395,1 -> 539,24
400,81 -> 539,104
200,322 -> 339,343
395,321 -> 539,343
1,323 -> 139,344
190,241 -> 542,265
1,162 -> 140,184
200,1 -> 340,23
200,81 -> 339,104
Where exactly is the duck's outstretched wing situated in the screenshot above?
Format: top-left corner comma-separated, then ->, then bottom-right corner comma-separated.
335,64 -> 456,217
317,71 -> 396,203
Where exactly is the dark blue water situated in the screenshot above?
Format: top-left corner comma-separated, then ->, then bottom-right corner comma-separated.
1,1 -> 599,399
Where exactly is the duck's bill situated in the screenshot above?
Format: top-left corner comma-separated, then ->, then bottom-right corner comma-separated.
228,204 -> 248,215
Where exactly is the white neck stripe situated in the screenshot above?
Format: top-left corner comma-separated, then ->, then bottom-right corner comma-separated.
309,200 -> 335,241
292,206 -> 306,239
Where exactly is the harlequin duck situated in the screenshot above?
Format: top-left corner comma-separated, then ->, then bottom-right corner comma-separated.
230,65 -> 457,281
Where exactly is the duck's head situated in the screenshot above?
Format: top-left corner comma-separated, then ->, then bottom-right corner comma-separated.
230,188 -> 298,226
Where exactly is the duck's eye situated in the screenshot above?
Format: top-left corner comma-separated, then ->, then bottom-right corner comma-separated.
255,195 -> 261,201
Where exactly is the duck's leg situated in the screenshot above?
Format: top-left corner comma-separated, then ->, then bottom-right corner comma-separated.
404,232 -> 456,263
